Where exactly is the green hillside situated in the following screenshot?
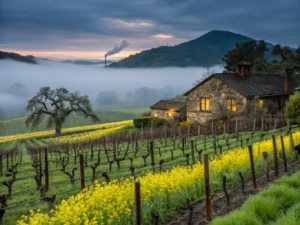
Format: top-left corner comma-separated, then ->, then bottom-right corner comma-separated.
108,30 -> 276,68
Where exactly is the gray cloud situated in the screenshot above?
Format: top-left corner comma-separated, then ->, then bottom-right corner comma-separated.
0,0 -> 299,53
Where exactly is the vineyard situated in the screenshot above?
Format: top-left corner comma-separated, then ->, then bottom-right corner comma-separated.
0,118 -> 299,224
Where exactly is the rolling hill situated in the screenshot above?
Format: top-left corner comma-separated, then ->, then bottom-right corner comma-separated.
0,51 -> 37,64
108,30 -> 276,68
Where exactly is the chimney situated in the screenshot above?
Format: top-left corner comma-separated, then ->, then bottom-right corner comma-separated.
236,61 -> 252,76
105,54 -> 107,66
285,73 -> 289,94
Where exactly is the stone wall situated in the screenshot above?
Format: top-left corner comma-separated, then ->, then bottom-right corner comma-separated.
248,96 -> 287,116
186,77 -> 246,124
151,109 -> 180,119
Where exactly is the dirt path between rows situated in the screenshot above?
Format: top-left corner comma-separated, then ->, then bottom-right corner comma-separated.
165,159 -> 300,225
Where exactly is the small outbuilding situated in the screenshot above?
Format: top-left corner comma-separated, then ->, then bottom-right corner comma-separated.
150,100 -> 186,119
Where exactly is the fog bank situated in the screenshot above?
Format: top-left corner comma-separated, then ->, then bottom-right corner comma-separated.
0,59 -> 224,117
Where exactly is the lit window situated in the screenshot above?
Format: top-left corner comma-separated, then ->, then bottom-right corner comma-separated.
226,98 -> 237,112
200,98 -> 210,111
259,100 -> 264,107
154,113 -> 158,117
166,112 -> 172,118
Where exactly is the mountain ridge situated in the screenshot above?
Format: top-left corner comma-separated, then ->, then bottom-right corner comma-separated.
108,30 -> 276,68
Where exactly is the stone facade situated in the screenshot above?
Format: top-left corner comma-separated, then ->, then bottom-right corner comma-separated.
185,77 -> 289,124
150,109 -> 180,119
186,77 -> 246,124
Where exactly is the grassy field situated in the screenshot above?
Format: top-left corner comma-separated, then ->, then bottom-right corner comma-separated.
0,106 -> 149,136
211,171 -> 300,225
0,124 -> 298,225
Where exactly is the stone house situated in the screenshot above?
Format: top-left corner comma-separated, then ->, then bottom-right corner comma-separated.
150,100 -> 186,120
184,62 -> 294,124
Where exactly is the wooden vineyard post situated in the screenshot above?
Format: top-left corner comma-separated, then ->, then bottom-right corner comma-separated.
0,155 -> 2,176
150,141 -> 155,174
45,148 -> 49,189
6,153 -> 8,170
253,119 -> 256,133
280,135 -> 288,173
235,120 -> 238,134
238,172 -> 245,195
261,117 -> 264,132
204,154 -> 211,221
39,148 -> 43,187
248,145 -> 257,189
223,176 -> 230,206
113,141 -> 117,160
272,135 -> 279,177
198,124 -> 201,137
186,154 -> 190,166
79,154 -> 85,190
287,119 -> 297,160
135,181 -> 141,225
191,140 -> 195,165
263,152 -> 270,182
213,142 -> 217,156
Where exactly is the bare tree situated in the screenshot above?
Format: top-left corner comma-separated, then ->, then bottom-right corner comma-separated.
26,87 -> 100,135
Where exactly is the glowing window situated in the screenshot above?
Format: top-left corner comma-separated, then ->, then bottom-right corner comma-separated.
200,98 -> 210,111
166,112 -> 172,118
226,98 -> 237,112
259,100 -> 264,107
154,113 -> 158,117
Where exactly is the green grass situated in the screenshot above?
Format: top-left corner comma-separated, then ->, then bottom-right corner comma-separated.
210,172 -> 300,225
0,108 -> 145,136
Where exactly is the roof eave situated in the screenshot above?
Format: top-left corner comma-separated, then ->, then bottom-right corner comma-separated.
184,75 -> 215,96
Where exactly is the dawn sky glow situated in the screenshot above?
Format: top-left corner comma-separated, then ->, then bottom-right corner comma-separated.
0,0 -> 299,60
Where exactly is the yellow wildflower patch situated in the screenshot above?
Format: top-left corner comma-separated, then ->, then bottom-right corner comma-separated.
17,131 -> 300,225
0,120 -> 133,143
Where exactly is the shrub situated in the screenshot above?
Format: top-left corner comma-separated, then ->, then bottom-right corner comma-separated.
270,202 -> 300,225
133,117 -> 167,129
260,184 -> 300,209
285,92 -> 300,123
179,121 -> 191,127
142,111 -> 151,117
210,210 -> 261,225
241,196 -> 281,223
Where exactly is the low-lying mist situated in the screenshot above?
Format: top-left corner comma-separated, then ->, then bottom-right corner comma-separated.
0,59 -> 224,119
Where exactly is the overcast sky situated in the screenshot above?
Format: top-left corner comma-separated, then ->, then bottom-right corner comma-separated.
0,0 -> 299,60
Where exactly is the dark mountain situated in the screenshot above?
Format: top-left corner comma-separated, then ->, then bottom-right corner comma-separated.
0,51 -> 37,64
108,30 -> 276,68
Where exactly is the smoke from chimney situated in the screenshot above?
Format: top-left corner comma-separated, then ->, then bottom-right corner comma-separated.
106,40 -> 129,56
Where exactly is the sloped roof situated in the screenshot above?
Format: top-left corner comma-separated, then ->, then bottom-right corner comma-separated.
184,72 -> 294,97
150,100 -> 186,111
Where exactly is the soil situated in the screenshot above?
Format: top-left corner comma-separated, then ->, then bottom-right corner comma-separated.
165,159 -> 300,225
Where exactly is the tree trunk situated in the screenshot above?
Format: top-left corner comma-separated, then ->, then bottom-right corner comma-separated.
55,120 -> 63,135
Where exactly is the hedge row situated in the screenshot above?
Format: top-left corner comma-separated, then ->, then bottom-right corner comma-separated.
133,117 -> 168,129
